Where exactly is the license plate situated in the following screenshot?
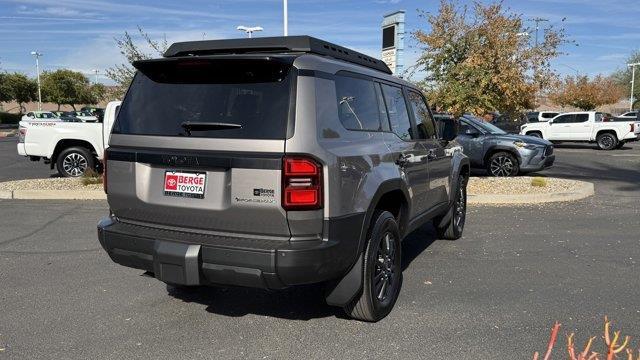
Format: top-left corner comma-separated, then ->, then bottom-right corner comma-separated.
163,171 -> 206,199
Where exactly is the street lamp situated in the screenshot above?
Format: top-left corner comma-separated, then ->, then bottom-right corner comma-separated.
236,26 -> 263,38
92,69 -> 100,84
30,51 -> 43,111
628,62 -> 640,111
283,0 -> 288,36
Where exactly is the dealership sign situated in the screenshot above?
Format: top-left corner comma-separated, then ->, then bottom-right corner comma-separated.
381,10 -> 405,77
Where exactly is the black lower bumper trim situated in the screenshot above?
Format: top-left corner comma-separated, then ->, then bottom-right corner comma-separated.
97,213 -> 363,290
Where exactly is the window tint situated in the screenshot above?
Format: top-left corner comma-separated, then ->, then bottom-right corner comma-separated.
335,75 -> 381,131
459,120 -> 474,134
575,114 -> 589,123
542,112 -> 559,119
407,91 -> 436,140
381,84 -> 413,140
553,114 -> 573,124
374,83 -> 390,131
113,59 -> 293,139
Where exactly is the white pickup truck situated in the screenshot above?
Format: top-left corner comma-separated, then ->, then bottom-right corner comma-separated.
17,101 -> 121,177
520,111 -> 640,150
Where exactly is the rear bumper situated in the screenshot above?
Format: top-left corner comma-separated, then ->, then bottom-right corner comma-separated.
97,214 -> 363,290
17,143 -> 26,156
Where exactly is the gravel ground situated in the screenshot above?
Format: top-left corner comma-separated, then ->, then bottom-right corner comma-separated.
0,177 -> 102,191
468,176 -> 581,195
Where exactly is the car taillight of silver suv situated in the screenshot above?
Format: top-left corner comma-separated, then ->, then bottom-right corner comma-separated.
282,156 -> 323,210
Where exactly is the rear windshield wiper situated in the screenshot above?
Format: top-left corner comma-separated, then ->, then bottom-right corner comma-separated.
180,121 -> 242,135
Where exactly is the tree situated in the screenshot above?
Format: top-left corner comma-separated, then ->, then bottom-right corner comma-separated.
549,75 -> 625,111
0,73 -> 37,113
106,26 -> 168,97
610,50 -> 640,109
0,73 -> 12,103
412,0 -> 566,117
41,69 -> 104,110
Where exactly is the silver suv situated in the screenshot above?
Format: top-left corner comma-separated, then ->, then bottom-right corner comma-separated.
97,36 -> 470,322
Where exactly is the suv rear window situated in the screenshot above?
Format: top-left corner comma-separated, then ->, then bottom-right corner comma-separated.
113,58 -> 294,139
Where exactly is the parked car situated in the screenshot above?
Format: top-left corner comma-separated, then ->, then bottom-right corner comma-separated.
96,36 -> 470,322
21,111 -> 59,121
616,110 -> 637,120
526,111 -> 560,123
67,111 -> 98,122
457,115 -> 554,176
59,112 -> 83,122
17,101 -> 121,177
520,111 -> 640,150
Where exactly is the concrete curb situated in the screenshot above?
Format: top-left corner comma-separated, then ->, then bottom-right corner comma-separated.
0,190 -> 106,200
468,180 -> 594,205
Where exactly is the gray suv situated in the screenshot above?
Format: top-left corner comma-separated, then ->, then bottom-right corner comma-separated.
457,115 -> 555,176
97,36 -> 470,322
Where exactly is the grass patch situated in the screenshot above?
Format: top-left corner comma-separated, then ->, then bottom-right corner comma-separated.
531,177 -> 548,187
80,169 -> 103,186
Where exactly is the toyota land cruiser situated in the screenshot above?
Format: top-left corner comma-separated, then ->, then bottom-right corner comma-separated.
97,36 -> 470,322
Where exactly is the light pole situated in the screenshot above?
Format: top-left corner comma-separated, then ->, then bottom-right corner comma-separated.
628,62 -> 640,111
528,17 -> 549,47
92,69 -> 100,84
30,51 -> 43,111
283,0 -> 288,36
236,26 -> 263,38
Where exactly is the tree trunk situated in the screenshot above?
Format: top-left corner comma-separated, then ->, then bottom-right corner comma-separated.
71,104 -> 77,111
57,103 -> 61,111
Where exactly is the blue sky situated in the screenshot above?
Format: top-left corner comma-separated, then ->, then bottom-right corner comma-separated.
0,0 -> 638,84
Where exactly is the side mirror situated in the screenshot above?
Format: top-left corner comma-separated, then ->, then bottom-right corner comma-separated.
441,119 -> 459,142
464,127 -> 480,137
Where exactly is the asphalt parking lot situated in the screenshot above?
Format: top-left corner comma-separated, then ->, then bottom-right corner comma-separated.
0,139 -> 639,359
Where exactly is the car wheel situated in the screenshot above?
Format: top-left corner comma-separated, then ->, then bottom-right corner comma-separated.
56,147 -> 95,177
527,132 -> 542,138
487,152 -> 519,177
596,133 -> 618,150
344,210 -> 402,322
436,175 -> 467,240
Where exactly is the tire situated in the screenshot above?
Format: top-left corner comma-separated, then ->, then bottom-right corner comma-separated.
527,132 -> 542,138
596,133 -> 618,150
487,152 -> 519,177
436,175 -> 467,240
56,147 -> 95,177
344,211 -> 402,322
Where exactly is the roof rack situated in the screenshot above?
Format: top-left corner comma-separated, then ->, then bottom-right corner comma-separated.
163,36 -> 392,75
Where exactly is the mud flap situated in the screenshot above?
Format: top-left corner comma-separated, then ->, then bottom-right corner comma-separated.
153,241 -> 201,286
325,254 -> 363,307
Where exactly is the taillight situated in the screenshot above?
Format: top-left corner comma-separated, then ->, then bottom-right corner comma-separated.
103,150 -> 108,194
631,123 -> 635,132
18,127 -> 26,143
282,156 -> 322,210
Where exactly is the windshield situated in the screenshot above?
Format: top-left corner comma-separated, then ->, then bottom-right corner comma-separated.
462,115 -> 507,134
113,58 -> 294,140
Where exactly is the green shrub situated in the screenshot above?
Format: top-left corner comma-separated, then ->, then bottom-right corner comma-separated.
531,177 -> 548,187
0,112 -> 21,124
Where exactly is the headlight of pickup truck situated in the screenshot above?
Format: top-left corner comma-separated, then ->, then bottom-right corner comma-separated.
513,140 -> 537,150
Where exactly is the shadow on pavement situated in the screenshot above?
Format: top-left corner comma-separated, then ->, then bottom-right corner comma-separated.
166,223 -> 439,320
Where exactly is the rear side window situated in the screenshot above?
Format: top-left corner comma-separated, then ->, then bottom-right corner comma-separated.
381,84 -> 413,140
575,114 -> 589,122
541,112 -> 559,119
113,59 -> 293,139
407,90 -> 436,140
335,75 -> 381,131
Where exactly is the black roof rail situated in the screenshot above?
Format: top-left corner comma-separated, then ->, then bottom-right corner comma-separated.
163,36 -> 392,75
